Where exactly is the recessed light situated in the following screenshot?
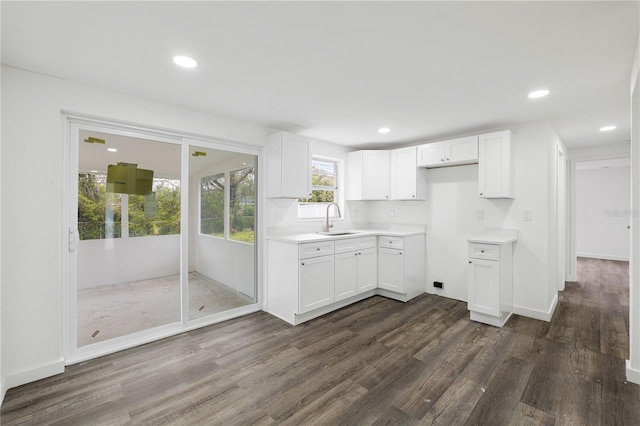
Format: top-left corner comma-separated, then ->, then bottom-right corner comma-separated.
378,127 -> 391,134
107,148 -> 118,153
528,89 -> 550,99
600,125 -> 616,132
173,55 -> 198,68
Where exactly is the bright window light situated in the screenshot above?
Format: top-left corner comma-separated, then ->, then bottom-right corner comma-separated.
600,125 -> 617,132
107,148 -> 118,153
378,127 -> 391,134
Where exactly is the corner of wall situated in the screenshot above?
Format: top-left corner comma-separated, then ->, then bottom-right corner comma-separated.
3,359 -> 65,393
626,359 -> 640,385
513,293 -> 558,322
0,377 -> 5,407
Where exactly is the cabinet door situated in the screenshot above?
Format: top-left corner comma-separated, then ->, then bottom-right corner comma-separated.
362,151 -> 390,200
390,146 -> 418,200
299,255 -> 335,314
281,134 -> 311,198
357,248 -> 377,292
447,136 -> 478,164
335,252 -> 358,301
378,248 -> 404,292
417,142 -> 445,167
468,258 -> 500,316
478,131 -> 513,198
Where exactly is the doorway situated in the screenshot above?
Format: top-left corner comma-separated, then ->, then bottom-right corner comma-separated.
65,118 -> 260,363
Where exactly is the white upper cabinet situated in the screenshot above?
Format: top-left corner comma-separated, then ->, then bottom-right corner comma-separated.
346,150 -> 390,200
390,146 -> 427,200
478,130 -> 514,199
417,136 -> 478,168
266,132 -> 311,198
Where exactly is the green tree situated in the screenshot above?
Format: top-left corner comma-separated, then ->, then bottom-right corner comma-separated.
78,174 -> 121,239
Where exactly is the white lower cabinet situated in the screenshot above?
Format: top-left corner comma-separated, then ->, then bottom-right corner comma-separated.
299,254 -> 335,314
335,237 -> 377,301
467,238 -> 515,327
377,235 -> 425,301
356,248 -> 377,292
378,247 -> 404,293
267,232 -> 425,325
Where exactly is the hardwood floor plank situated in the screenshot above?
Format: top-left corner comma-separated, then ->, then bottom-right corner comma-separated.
464,356 -> 534,425
280,380 -> 368,425
418,376 -> 485,425
509,402 -> 556,426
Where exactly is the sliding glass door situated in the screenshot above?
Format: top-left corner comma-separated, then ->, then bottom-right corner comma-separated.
67,120 -> 259,360
188,145 -> 257,321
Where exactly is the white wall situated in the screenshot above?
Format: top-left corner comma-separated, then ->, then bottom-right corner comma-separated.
368,119 -> 560,320
0,66 -> 271,390
77,236 -> 180,288
628,30 -> 640,385
0,1 -> 4,404
576,166 -> 630,261
196,236 -> 255,298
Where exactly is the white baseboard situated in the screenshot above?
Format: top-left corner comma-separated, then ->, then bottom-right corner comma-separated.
4,359 -> 65,391
576,252 -> 629,262
1,377 -> 6,407
627,359 -> 640,385
513,294 -> 558,322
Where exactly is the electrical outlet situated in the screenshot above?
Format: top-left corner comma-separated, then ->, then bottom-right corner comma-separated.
523,210 -> 533,221
476,209 -> 484,220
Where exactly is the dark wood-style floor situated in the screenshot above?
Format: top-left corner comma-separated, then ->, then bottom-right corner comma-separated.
2,257 -> 639,425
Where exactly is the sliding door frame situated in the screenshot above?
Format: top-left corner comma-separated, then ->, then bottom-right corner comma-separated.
62,114 -> 262,365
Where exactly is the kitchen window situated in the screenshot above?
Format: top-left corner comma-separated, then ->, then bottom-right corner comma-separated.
298,157 -> 343,220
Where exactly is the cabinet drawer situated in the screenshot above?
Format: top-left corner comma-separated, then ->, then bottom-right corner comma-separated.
468,243 -> 499,261
334,236 -> 377,254
334,238 -> 358,254
379,236 -> 404,249
356,236 -> 377,250
299,241 -> 335,259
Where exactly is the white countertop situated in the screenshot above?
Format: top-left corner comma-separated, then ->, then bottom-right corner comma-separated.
467,228 -> 518,244
268,228 -> 425,243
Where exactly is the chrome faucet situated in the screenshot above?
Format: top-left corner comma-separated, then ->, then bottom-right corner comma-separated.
324,202 -> 341,232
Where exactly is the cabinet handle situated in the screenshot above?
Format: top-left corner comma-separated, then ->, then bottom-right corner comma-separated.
301,262 -> 305,266
412,195 -> 415,198
446,158 -> 450,161
480,193 -> 483,196
316,248 -> 321,251
399,252 -> 403,255
440,158 -> 444,162
469,261 -> 472,264
480,250 -> 485,253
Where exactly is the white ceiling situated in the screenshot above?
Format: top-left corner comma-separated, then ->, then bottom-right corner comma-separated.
3,1 -> 639,149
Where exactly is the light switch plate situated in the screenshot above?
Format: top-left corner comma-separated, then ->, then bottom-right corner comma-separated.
523,210 -> 533,221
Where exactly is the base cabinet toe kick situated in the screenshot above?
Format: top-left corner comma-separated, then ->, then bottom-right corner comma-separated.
266,233 -> 425,325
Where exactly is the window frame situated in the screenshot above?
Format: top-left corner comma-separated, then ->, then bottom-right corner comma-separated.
199,166 -> 256,245
199,172 -> 226,239
297,156 -> 344,221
